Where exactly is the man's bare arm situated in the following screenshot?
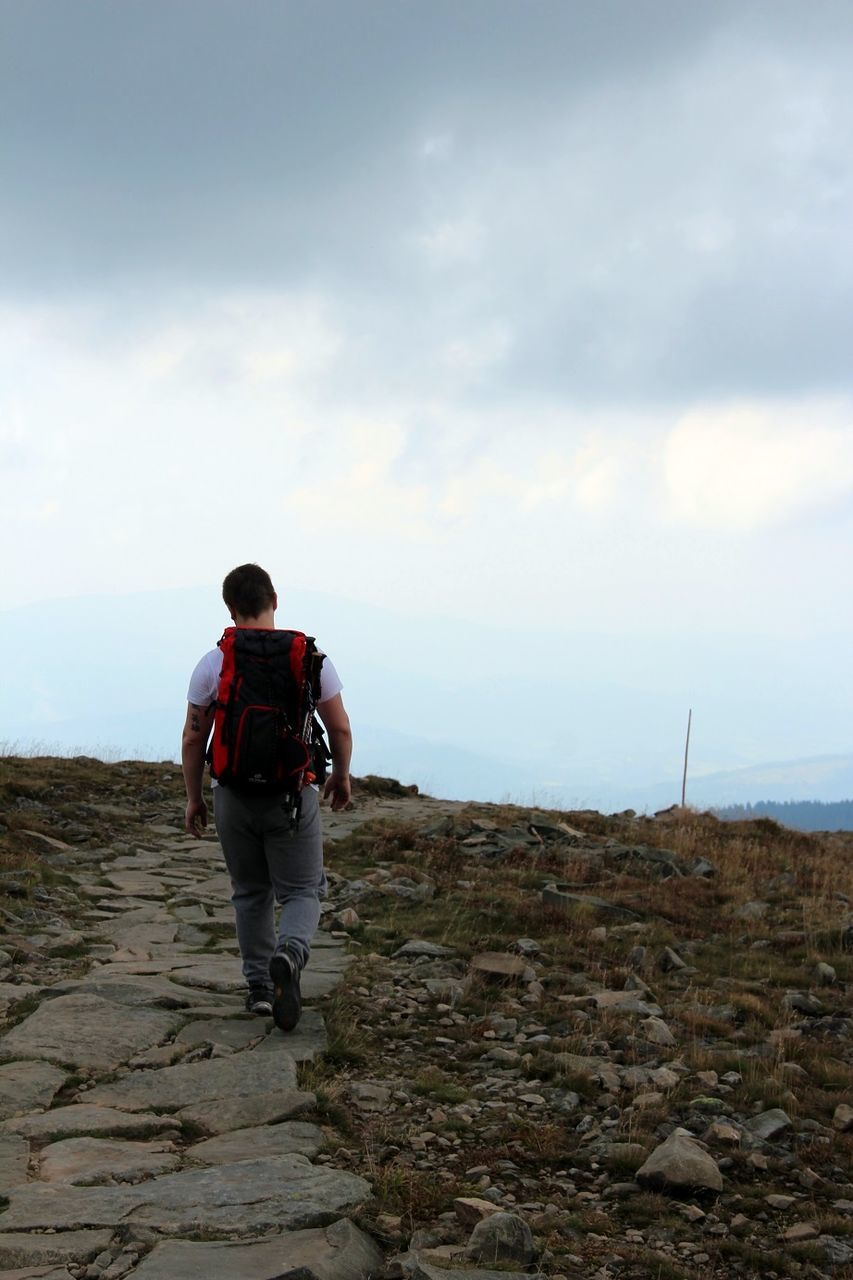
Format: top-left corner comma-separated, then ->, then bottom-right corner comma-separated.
181,702 -> 215,834
317,693 -> 352,810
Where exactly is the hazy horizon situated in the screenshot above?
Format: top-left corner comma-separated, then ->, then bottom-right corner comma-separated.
2,583 -> 850,814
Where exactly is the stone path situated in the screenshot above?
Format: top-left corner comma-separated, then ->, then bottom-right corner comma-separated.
0,802 -> 421,1280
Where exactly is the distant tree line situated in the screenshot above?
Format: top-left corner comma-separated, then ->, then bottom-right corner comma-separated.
713,799 -> 853,832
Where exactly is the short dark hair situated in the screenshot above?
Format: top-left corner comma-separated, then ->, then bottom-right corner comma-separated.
222,564 -> 276,619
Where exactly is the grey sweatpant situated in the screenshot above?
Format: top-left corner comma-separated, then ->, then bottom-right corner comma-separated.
212,785 -> 326,991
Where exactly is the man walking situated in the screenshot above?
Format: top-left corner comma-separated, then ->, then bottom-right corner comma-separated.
181,563 -> 352,1031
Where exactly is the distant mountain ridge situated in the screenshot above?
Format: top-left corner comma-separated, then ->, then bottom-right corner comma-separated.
714,798 -> 853,832
678,752 -> 853,806
533,752 -> 853,814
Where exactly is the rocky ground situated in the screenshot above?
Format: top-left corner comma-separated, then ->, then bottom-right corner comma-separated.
0,756 -> 851,1280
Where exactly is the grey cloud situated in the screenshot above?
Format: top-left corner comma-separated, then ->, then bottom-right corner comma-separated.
2,0 -> 852,404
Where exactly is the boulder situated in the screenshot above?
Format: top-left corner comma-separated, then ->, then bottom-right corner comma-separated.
467,1213 -> 536,1265
636,1128 -> 723,1194
744,1109 -> 792,1141
832,1103 -> 853,1133
453,1198 -> 503,1227
640,1016 -> 677,1047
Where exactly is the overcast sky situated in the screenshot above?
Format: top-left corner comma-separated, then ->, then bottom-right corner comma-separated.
2,1 -> 852,783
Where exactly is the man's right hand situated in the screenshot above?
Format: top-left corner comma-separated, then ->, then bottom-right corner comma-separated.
316,694 -> 353,812
323,773 -> 352,811
185,798 -> 208,836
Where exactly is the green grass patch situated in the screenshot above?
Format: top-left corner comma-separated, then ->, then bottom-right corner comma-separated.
410,1066 -> 470,1104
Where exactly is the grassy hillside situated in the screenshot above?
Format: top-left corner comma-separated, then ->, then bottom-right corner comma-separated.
1,756 -> 851,1278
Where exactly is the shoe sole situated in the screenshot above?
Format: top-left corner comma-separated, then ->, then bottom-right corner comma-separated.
269,954 -> 301,1031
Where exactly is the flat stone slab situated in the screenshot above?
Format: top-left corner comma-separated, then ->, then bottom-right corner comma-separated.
469,953 -> 532,982
176,1089 -> 315,1136
155,959 -> 244,993
0,1267 -> 75,1279
97,921 -> 178,950
0,986 -> 39,1016
541,885 -> 640,920
0,1062 -> 69,1121
172,905 -> 210,922
80,958 -> 199,976
185,1119 -> 324,1165
109,854 -> 164,870
301,967 -> 349,999
302,949 -> 353,972
102,871 -> 171,897
46,974 -> 233,1009
394,940 -> 455,959
38,1136 -> 181,1185
189,873 -> 233,897
0,1232 -> 114,1269
0,1155 -> 370,1237
302,933 -> 348,950
2,1106 -> 180,1143
175,1019 -> 271,1052
588,990 -> 662,1016
250,1009 -> 327,1062
0,1136 -> 28,1194
130,1218 -> 383,1279
85,1048 -> 298,1113
402,1256 -> 532,1280
167,1003 -> 245,1020
93,903 -> 169,921
169,958 -> 346,999
0,995 -> 181,1072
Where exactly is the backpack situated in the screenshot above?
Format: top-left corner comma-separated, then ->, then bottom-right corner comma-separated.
208,627 -> 327,814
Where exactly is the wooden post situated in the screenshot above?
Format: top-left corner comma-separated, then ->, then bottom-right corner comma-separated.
681,708 -> 692,809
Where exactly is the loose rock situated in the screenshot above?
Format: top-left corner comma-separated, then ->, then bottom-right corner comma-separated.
467,1213 -> 537,1265
636,1128 -> 723,1194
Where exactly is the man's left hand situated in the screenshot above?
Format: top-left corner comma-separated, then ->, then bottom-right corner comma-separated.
185,798 -> 208,836
323,773 -> 352,811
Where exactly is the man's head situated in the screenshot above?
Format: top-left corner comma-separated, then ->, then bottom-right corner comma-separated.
222,563 -> 277,622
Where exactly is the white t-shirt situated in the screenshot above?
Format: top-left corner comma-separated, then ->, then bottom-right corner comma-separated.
187,642 -> 342,710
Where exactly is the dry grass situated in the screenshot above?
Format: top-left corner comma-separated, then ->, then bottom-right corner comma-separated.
363,1159 -> 469,1227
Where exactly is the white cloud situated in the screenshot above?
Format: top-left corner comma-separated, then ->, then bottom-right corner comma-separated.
420,133 -> 453,160
664,400 -> 853,529
417,217 -> 485,264
1,291 -> 851,652
289,418 -> 435,541
441,322 -> 512,374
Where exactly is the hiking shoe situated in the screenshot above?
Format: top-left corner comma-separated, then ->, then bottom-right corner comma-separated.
269,946 -> 302,1031
245,987 -> 273,1015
